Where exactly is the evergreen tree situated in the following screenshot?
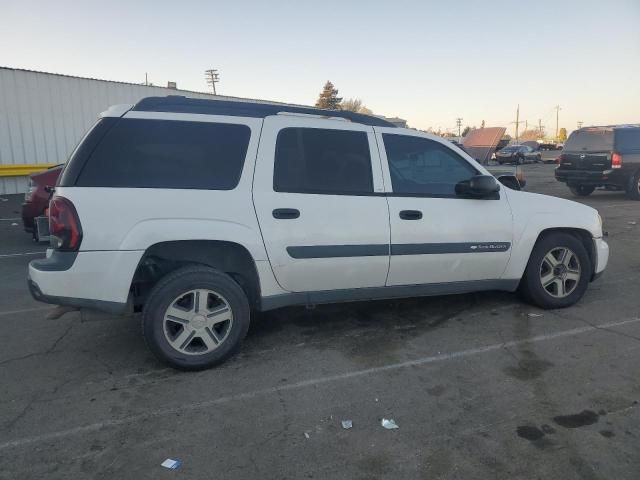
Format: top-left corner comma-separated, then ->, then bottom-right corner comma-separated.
315,81 -> 343,110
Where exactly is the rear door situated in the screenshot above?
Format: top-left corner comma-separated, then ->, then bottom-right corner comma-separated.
253,115 -> 390,293
560,128 -> 614,171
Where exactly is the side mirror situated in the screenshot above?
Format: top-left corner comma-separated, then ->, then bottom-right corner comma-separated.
497,174 -> 521,191
455,175 -> 500,198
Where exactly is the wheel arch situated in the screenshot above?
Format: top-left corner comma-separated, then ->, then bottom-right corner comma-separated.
504,225 -> 597,284
131,240 -> 262,310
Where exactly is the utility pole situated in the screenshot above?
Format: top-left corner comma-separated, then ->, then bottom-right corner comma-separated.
524,120 -> 528,132
205,69 -> 220,95
538,119 -> 544,137
511,104 -> 524,143
145,72 -> 148,86
554,105 -> 562,139
456,117 -> 463,141
577,120 -> 583,129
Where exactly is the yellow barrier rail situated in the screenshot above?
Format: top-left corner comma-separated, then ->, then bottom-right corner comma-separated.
0,164 -> 58,177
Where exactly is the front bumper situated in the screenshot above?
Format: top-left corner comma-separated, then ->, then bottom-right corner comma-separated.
593,237 -> 609,279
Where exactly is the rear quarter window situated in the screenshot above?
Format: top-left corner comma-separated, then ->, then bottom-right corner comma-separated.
615,129 -> 640,152
75,118 -> 251,189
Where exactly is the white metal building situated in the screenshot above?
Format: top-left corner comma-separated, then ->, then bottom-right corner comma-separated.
0,67 -> 288,194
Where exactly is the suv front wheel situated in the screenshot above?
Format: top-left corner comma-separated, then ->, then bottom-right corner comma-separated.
142,266 -> 250,370
520,233 -> 591,309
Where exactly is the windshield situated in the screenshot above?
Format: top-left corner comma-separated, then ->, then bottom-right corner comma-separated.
501,146 -> 520,152
564,129 -> 614,152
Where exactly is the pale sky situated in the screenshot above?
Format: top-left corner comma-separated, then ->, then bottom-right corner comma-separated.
1,0 -> 639,136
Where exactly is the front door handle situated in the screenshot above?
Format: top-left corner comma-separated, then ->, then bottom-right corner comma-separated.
273,208 -> 300,219
399,210 -> 422,220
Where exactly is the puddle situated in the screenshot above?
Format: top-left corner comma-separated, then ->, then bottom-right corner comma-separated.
553,410 -> 599,428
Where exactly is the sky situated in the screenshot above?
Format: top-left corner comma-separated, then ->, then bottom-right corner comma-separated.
1,0 -> 639,136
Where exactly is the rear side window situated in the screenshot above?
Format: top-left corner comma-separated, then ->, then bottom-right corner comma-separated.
615,129 -> 640,152
564,129 -> 614,152
75,119 -> 251,189
383,134 -> 476,196
274,127 -> 373,195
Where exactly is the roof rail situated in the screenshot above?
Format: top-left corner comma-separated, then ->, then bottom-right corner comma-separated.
131,96 -> 396,127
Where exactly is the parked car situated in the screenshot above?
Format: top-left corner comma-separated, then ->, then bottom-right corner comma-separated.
28,97 -> 609,370
495,145 -> 541,164
539,143 -> 563,151
555,125 -> 640,199
22,165 -> 63,239
450,140 -> 525,188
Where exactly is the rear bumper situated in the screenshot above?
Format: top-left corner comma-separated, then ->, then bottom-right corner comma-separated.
555,168 -> 623,186
21,202 -> 41,232
28,278 -> 127,314
28,249 -> 143,314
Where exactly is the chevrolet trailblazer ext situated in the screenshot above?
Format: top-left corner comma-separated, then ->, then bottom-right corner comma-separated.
28,97 -> 608,370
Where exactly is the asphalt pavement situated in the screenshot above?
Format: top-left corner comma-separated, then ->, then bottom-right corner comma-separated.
0,165 -> 639,480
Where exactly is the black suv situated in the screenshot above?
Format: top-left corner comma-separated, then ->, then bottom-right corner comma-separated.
555,125 -> 640,199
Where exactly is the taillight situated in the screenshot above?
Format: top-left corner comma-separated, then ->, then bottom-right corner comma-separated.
49,196 -> 82,251
25,178 -> 36,202
612,152 -> 623,169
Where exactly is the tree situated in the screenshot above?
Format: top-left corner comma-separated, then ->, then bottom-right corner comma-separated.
341,98 -> 373,115
481,120 -> 485,128
558,128 -> 568,142
519,129 -> 543,141
315,81 -> 343,110
461,126 -> 471,137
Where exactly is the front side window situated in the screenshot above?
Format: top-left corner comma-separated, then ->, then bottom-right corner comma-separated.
76,119 -> 251,189
274,127 -> 373,195
382,134 -> 477,196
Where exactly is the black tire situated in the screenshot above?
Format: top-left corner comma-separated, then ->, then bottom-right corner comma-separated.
626,171 -> 640,200
519,232 -> 591,309
142,265 -> 250,371
569,184 -> 595,197
536,154 -> 542,163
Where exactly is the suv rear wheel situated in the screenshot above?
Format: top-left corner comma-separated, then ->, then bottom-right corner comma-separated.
569,184 -> 595,197
626,171 -> 640,200
520,233 -> 591,309
142,265 -> 250,370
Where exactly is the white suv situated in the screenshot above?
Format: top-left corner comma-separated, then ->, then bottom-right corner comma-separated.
28,96 -> 609,370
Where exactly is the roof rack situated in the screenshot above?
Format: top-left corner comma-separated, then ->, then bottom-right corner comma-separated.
132,96 -> 397,127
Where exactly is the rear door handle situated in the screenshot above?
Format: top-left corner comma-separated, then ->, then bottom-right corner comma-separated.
273,208 -> 300,219
399,210 -> 422,220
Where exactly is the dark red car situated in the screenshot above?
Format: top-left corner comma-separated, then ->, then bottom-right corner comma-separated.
22,165 -> 63,237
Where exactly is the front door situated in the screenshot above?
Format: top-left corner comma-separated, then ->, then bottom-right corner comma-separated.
253,116 -> 390,293
375,128 -> 513,286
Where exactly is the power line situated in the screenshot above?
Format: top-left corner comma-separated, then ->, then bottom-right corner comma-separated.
205,68 -> 220,95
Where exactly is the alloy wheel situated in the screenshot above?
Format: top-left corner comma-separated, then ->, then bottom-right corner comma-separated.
539,247 -> 581,298
163,289 -> 234,355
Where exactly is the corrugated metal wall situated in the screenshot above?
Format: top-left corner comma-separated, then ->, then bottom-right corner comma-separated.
0,68 -> 243,194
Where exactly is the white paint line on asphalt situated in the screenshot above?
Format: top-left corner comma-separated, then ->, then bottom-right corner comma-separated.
0,251 -> 45,258
0,306 -> 50,317
0,218 -> 22,221
1,316 -> 639,451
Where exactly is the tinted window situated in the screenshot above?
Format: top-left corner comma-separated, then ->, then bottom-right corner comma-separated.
274,128 -> 373,194
383,134 -> 477,196
615,129 -> 640,152
76,119 -> 251,189
564,129 -> 614,152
